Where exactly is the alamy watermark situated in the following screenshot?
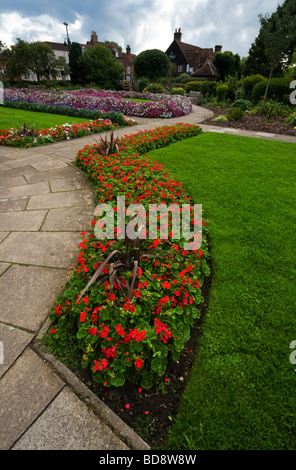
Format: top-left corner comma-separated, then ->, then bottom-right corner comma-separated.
94,196 -> 202,251
290,81 -> 296,105
0,81 -> 3,105
289,340 -> 296,369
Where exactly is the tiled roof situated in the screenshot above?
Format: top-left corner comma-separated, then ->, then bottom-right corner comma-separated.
176,40 -> 214,69
191,61 -> 216,77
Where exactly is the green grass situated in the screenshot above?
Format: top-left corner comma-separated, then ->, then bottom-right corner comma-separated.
0,107 -> 91,130
147,132 -> 296,450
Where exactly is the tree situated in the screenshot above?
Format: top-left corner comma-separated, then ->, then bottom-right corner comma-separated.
259,3 -> 296,114
30,42 -> 57,82
69,42 -> 82,85
77,44 -> 124,89
212,51 -> 241,81
5,38 -> 32,81
134,49 -> 171,81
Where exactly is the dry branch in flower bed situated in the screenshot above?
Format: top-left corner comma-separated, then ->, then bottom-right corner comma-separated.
43,124 -> 210,395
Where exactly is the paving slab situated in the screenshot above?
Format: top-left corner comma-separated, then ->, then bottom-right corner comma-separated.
0,165 -> 40,180
31,159 -> 69,172
0,323 -> 34,377
0,347 -> 64,450
0,196 -> 28,212
41,206 -> 94,232
3,154 -> 47,169
0,175 -> 28,188
27,189 -> 94,210
0,231 -> 82,268
0,264 -> 67,331
0,262 -> 11,276
0,181 -> 50,199
25,165 -> 83,184
49,176 -> 90,192
0,233 -> 9,243
12,386 -> 129,450
0,163 -> 10,171
0,210 -> 47,231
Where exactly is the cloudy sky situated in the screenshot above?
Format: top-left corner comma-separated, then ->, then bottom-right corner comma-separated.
0,0 -> 280,58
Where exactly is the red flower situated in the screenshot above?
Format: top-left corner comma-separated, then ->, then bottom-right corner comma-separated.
135,358 -> 144,368
116,324 -> 126,336
100,326 -> 109,338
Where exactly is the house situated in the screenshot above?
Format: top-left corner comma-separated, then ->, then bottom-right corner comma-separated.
166,28 -> 222,81
44,40 -> 71,80
44,31 -> 136,86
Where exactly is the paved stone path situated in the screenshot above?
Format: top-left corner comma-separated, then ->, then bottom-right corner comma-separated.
0,105 -> 295,450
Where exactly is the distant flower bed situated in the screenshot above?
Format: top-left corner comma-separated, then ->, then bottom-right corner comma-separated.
0,118 -> 135,148
3,88 -> 193,118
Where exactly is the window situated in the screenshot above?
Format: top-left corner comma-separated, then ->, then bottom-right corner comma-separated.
127,67 -> 130,75
178,65 -> 183,72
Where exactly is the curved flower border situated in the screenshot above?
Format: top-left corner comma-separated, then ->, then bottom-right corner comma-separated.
3,88 -> 193,118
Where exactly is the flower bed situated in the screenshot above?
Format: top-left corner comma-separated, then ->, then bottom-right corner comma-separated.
3,88 -> 193,118
44,123 -> 210,390
0,117 -> 135,148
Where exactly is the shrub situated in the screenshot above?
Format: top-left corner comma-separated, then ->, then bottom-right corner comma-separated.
170,87 -> 185,96
177,73 -> 192,84
232,99 -> 253,111
286,111 -> 296,126
144,82 -> 165,94
137,78 -> 150,92
212,115 -> 228,122
226,107 -> 245,120
200,81 -> 217,98
250,99 -> 291,118
216,84 -> 229,102
252,78 -> 291,104
185,81 -> 203,93
242,74 -> 266,100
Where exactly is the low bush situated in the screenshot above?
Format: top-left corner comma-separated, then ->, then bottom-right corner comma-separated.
144,83 -> 165,94
242,74 -> 266,100
212,115 -> 228,122
43,123 -> 210,390
231,99 -> 253,111
249,99 -> 291,118
286,111 -> 296,126
185,81 -> 203,93
170,87 -> 186,96
226,106 -> 245,120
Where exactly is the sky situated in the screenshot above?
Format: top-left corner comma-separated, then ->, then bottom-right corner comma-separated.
0,0 -> 281,58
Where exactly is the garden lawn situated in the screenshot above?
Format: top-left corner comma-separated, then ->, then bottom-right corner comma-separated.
147,132 -> 296,450
0,107 -> 91,130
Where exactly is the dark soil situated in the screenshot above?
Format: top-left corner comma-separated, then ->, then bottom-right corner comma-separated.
202,105 -> 296,137
68,271 -> 212,450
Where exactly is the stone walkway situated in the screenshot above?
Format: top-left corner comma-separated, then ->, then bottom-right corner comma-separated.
0,105 -> 295,450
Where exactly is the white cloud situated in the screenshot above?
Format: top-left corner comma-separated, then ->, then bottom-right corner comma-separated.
0,11 -> 86,47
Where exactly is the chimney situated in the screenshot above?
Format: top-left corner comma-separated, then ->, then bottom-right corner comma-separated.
174,28 -> 182,41
126,45 -> 131,54
91,31 -> 98,45
214,45 -> 222,53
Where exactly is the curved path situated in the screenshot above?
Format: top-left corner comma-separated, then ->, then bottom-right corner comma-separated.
0,105 -> 295,450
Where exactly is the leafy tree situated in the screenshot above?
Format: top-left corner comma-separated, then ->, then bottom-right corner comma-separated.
30,42 -> 57,82
69,42 -> 82,85
212,51 -> 241,81
134,49 -> 171,81
77,44 -> 124,89
4,38 -> 32,81
259,3 -> 296,114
